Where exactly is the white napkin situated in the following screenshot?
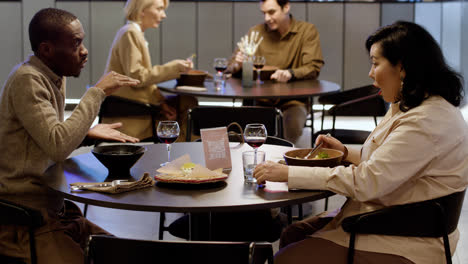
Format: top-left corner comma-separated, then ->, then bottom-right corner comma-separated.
176,86 -> 207,92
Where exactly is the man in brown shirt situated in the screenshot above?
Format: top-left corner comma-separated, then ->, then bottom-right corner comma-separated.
0,8 -> 139,263
228,0 -> 324,144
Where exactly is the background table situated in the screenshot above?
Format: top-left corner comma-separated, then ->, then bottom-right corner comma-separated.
158,79 -> 341,146
45,143 -> 333,239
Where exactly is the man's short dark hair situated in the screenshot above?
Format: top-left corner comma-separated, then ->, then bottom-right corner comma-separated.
260,0 -> 289,9
29,8 -> 77,53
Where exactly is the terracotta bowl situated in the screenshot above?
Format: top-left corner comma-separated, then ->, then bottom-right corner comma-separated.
177,70 -> 207,87
92,145 -> 146,178
253,65 -> 278,81
283,148 -> 344,167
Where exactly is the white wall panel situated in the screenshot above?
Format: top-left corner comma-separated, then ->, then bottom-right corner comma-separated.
0,2 -> 22,88
198,2 -> 233,74
90,1 -> 125,84
22,0 -> 55,59
290,2 -> 306,22
343,3 -> 380,90
415,3 -> 442,44
162,2 -> 196,66
233,2 -> 263,47
442,2 -> 462,72
308,3 -> 344,89
381,3 -> 414,26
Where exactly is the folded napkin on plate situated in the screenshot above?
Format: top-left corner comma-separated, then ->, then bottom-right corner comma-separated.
156,154 -> 225,180
69,173 -> 154,194
176,86 -> 207,92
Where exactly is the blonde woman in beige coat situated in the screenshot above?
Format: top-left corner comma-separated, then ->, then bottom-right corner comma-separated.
104,0 -> 197,141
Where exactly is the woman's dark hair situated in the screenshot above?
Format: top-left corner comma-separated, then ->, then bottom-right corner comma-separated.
366,21 -> 464,111
29,8 -> 77,53
260,0 -> 289,9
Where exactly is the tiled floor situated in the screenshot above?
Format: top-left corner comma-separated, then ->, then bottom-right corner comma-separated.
67,103 -> 468,263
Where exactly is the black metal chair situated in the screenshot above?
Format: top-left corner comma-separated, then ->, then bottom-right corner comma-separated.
186,106 -> 284,141
342,189 -> 466,264
98,95 -> 162,143
0,199 -> 44,264
84,235 -> 273,264
314,85 -> 388,144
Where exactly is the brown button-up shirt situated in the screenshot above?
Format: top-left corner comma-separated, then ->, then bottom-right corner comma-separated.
228,16 -> 324,80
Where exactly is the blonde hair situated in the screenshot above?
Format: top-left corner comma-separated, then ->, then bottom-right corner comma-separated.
124,0 -> 169,22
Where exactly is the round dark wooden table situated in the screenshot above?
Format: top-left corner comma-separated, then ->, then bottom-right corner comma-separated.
45,142 -> 333,213
158,78 -> 340,100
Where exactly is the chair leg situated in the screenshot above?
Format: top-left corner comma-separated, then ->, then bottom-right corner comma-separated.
324,197 -> 329,211
298,204 -> 303,220
443,234 -> 452,264
83,203 -> 88,218
29,228 -> 37,264
347,231 -> 356,264
158,212 -> 166,240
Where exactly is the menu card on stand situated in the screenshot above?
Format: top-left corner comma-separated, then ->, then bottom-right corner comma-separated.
200,127 -> 232,170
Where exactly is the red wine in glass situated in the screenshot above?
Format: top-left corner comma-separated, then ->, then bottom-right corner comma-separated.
158,135 -> 178,144
253,64 -> 264,70
215,66 -> 227,72
157,121 -> 180,167
245,137 -> 265,148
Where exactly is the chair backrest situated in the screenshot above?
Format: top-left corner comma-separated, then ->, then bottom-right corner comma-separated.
0,199 -> 44,264
328,93 -> 388,119
342,189 -> 466,237
318,84 -> 380,105
186,106 -> 283,141
85,235 -> 273,264
98,96 -> 162,142
341,190 -> 465,264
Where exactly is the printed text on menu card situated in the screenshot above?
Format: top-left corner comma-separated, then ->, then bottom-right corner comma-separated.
200,127 -> 232,170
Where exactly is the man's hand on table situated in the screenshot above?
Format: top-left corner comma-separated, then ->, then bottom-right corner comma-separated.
271,69 -> 292,83
87,123 -> 139,143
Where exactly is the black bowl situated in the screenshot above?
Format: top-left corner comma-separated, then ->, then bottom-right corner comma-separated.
92,145 -> 146,179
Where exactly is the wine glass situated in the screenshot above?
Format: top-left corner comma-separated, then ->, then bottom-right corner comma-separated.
253,56 -> 266,84
157,121 -> 180,167
213,58 -> 228,90
243,123 -> 267,166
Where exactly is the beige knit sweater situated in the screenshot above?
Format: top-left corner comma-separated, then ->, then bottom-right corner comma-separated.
0,55 -> 106,212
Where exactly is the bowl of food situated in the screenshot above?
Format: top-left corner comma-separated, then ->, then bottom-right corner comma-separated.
177,70 -> 208,87
283,148 -> 344,167
92,145 -> 146,178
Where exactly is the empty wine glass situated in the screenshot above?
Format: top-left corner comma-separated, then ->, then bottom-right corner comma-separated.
253,56 -> 266,84
213,58 -> 228,90
157,121 -> 180,167
243,123 -> 267,166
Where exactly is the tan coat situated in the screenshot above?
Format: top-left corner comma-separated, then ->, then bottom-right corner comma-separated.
104,22 -> 183,140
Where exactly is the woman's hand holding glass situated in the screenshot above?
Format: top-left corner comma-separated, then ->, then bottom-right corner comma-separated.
253,161 -> 288,185
157,121 -> 180,167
